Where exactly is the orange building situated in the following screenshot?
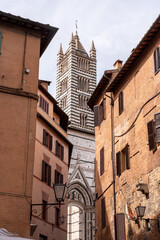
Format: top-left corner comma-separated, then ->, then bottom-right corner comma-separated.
0,11 -> 57,237
31,80 -> 73,240
88,16 -> 160,240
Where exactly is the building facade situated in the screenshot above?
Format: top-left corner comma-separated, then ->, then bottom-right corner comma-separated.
88,15 -> 160,240
56,32 -> 96,240
31,80 -> 73,240
0,11 -> 57,238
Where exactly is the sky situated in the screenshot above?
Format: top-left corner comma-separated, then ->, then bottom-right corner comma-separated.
1,0 -> 160,97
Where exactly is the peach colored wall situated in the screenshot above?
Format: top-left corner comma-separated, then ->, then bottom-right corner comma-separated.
31,88 -> 69,240
0,22 -> 40,237
94,33 -> 160,240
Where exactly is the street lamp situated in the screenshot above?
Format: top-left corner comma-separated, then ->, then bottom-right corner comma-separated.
30,183 -> 67,220
135,204 -> 160,232
53,183 -> 67,205
135,205 -> 146,219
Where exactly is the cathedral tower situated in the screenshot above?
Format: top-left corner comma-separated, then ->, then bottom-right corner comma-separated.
56,31 -> 96,132
56,32 -> 96,240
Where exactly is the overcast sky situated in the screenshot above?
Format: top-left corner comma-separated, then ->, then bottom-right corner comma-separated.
1,0 -> 160,97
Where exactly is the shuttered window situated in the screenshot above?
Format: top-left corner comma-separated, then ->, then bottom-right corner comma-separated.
119,91 -> 124,115
116,144 -> 130,176
116,213 -> 126,240
42,160 -> 51,186
154,113 -> 160,143
42,200 -> 47,220
147,120 -> 156,150
43,129 -> 52,151
100,147 -> 104,175
101,197 -> 106,229
40,95 -> 49,114
116,151 -> 121,176
154,47 -> 160,74
55,170 -> 63,184
93,100 -> 104,127
0,31 -> 2,55
55,140 -> 64,160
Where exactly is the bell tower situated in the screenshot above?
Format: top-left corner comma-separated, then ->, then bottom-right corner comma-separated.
56,31 -> 96,132
56,31 -> 96,240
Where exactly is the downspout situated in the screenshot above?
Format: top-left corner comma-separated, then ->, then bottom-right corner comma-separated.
110,92 -> 117,240
104,91 -> 117,240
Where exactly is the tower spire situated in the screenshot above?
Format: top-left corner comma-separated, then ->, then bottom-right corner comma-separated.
58,43 -> 63,54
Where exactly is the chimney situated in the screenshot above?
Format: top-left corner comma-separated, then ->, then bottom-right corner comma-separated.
113,59 -> 123,69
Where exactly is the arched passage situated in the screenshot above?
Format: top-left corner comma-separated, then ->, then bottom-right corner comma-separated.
67,182 -> 95,240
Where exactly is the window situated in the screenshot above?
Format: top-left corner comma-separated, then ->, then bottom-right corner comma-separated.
94,99 -> 106,127
55,207 -> 60,227
43,129 -> 52,151
154,47 -> 160,74
61,96 -> 67,109
116,213 -> 126,240
42,160 -> 51,186
119,91 -> 124,115
61,78 -> 68,93
116,144 -> 130,176
80,113 -> 87,127
79,95 -> 89,109
55,170 -> 63,184
39,234 -> 48,240
55,140 -> 64,160
40,95 -> 49,114
42,200 -> 47,220
147,113 -> 160,150
0,31 -> 2,55
100,147 -> 104,175
101,197 -> 106,229
77,76 -> 89,92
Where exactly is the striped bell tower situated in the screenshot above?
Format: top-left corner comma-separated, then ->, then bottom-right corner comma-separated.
56,31 -> 96,240
56,31 -> 96,132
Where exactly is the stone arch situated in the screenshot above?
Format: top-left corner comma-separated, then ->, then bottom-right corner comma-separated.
67,181 -> 94,240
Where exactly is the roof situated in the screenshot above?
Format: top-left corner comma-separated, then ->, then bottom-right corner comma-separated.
88,15 -> 160,110
38,83 -> 69,131
0,11 -> 58,57
106,14 -> 160,92
88,69 -> 119,110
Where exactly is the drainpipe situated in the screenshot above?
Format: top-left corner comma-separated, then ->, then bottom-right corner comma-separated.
105,92 -> 117,240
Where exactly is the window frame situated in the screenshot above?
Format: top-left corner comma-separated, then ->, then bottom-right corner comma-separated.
42,160 -> 51,186
154,47 -> 160,74
119,91 -> 124,115
0,31 -> 2,55
43,129 -> 52,151
116,144 -> 130,176
39,95 -> 49,114
55,170 -> 63,184
55,140 -> 64,160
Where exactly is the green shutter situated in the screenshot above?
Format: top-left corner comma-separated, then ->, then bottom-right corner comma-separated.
0,31 -> 2,55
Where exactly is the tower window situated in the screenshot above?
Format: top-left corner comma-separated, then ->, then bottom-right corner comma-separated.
77,76 -> 89,92
80,113 -> 87,127
78,57 -> 90,71
61,96 -> 67,109
61,78 -> 68,93
79,95 -> 89,109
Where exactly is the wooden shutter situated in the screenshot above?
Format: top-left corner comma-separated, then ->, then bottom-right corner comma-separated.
126,144 -> 130,169
61,146 -> 64,160
103,98 -> 107,120
40,95 -> 42,107
116,151 -> 121,176
43,129 -> 46,145
42,160 -> 46,181
116,213 -> 126,240
94,105 -> 100,127
119,91 -> 124,115
154,47 -> 160,74
147,120 -> 156,150
49,135 -> 52,151
0,31 -> 2,55
48,165 -> 51,186
101,197 -> 106,229
55,170 -> 58,184
155,113 -> 160,143
100,147 -> 104,175
60,174 -> 63,183
55,140 -> 58,156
